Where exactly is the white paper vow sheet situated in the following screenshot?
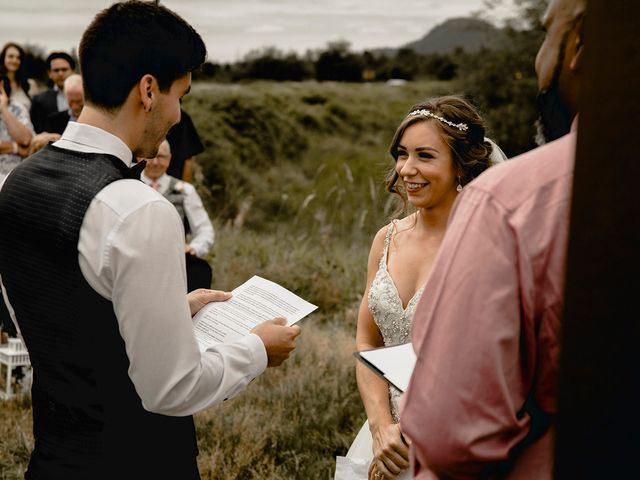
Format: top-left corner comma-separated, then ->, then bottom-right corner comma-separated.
192,275 -> 317,351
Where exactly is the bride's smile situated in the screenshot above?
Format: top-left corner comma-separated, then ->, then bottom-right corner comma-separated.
404,181 -> 429,193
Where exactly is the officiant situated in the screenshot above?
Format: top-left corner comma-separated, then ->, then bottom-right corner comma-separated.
401,0 -> 586,477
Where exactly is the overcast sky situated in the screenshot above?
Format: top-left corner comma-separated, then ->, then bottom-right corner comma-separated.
0,0 -> 517,63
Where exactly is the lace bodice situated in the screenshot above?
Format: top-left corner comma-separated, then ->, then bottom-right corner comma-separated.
367,222 -> 424,421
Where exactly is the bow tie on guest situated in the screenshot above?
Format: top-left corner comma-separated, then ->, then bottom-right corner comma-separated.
151,180 -> 160,191
128,160 -> 147,180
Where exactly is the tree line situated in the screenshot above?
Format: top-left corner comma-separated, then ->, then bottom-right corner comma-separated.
193,41 -> 459,83
188,0 -> 547,157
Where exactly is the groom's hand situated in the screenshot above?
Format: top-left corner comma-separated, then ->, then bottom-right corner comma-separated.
187,289 -> 232,316
251,317 -> 301,367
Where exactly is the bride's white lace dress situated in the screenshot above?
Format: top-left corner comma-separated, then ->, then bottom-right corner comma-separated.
335,223 -> 423,479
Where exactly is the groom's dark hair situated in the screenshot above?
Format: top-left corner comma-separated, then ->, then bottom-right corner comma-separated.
79,0 -> 206,111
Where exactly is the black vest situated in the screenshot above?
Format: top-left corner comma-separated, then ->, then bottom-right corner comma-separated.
0,145 -> 199,479
163,176 -> 191,235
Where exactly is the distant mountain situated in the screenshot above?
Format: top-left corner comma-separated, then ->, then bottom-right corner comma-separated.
375,17 -> 507,56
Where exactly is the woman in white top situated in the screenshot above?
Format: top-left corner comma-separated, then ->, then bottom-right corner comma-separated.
1,42 -> 38,111
336,96 -> 507,480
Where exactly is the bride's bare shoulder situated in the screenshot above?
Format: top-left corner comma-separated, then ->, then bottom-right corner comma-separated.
394,213 -> 418,233
370,222 -> 393,250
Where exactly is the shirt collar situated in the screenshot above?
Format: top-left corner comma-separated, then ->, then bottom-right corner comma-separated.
53,122 -> 134,167
141,172 -> 169,188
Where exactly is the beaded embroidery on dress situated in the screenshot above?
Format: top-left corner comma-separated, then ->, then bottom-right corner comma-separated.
367,221 -> 425,421
334,222 -> 422,479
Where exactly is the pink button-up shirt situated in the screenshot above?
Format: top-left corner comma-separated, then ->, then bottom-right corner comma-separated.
401,129 -> 577,479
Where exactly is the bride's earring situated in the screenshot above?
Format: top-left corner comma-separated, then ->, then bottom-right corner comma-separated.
456,176 -> 463,192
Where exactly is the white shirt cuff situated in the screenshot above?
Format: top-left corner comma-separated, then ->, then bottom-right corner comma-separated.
244,332 -> 269,376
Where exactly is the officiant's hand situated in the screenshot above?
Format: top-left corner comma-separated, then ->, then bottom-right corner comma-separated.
369,423 -> 410,479
187,288 -> 232,316
251,317 -> 301,367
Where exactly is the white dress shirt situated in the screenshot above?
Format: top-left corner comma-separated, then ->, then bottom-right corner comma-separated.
0,121 -> 267,416
54,85 -> 69,113
140,172 -> 215,257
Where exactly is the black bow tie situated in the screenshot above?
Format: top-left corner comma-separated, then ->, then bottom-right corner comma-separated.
129,160 -> 147,180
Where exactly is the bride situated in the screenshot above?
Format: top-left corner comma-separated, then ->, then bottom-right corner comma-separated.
336,96 -> 507,480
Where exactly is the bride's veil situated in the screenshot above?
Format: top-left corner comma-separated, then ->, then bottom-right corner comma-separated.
485,137 -> 509,165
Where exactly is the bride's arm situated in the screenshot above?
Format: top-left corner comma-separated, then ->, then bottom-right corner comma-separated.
355,225 -> 410,479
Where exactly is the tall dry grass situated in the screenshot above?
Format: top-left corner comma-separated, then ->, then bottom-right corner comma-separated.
0,395 -> 32,478
195,318 -> 363,479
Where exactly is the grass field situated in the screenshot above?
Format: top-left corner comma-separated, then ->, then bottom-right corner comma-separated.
0,79 -> 455,479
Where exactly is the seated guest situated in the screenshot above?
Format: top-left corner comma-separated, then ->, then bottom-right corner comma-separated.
140,139 -> 215,290
43,74 -> 83,134
29,51 -> 75,133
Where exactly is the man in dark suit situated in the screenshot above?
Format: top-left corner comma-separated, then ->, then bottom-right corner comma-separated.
29,51 -> 75,133
43,74 -> 83,134
166,108 -> 204,181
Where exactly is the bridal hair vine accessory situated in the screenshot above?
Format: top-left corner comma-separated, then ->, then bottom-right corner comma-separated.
407,109 -> 468,132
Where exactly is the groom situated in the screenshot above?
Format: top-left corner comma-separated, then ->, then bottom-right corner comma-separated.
401,0 -> 586,478
0,2 -> 300,479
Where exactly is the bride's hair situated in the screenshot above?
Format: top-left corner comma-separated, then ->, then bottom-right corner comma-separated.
386,95 -> 494,214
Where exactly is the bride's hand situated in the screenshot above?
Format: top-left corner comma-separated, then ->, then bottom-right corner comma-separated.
368,423 -> 410,479
187,288 -> 232,316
